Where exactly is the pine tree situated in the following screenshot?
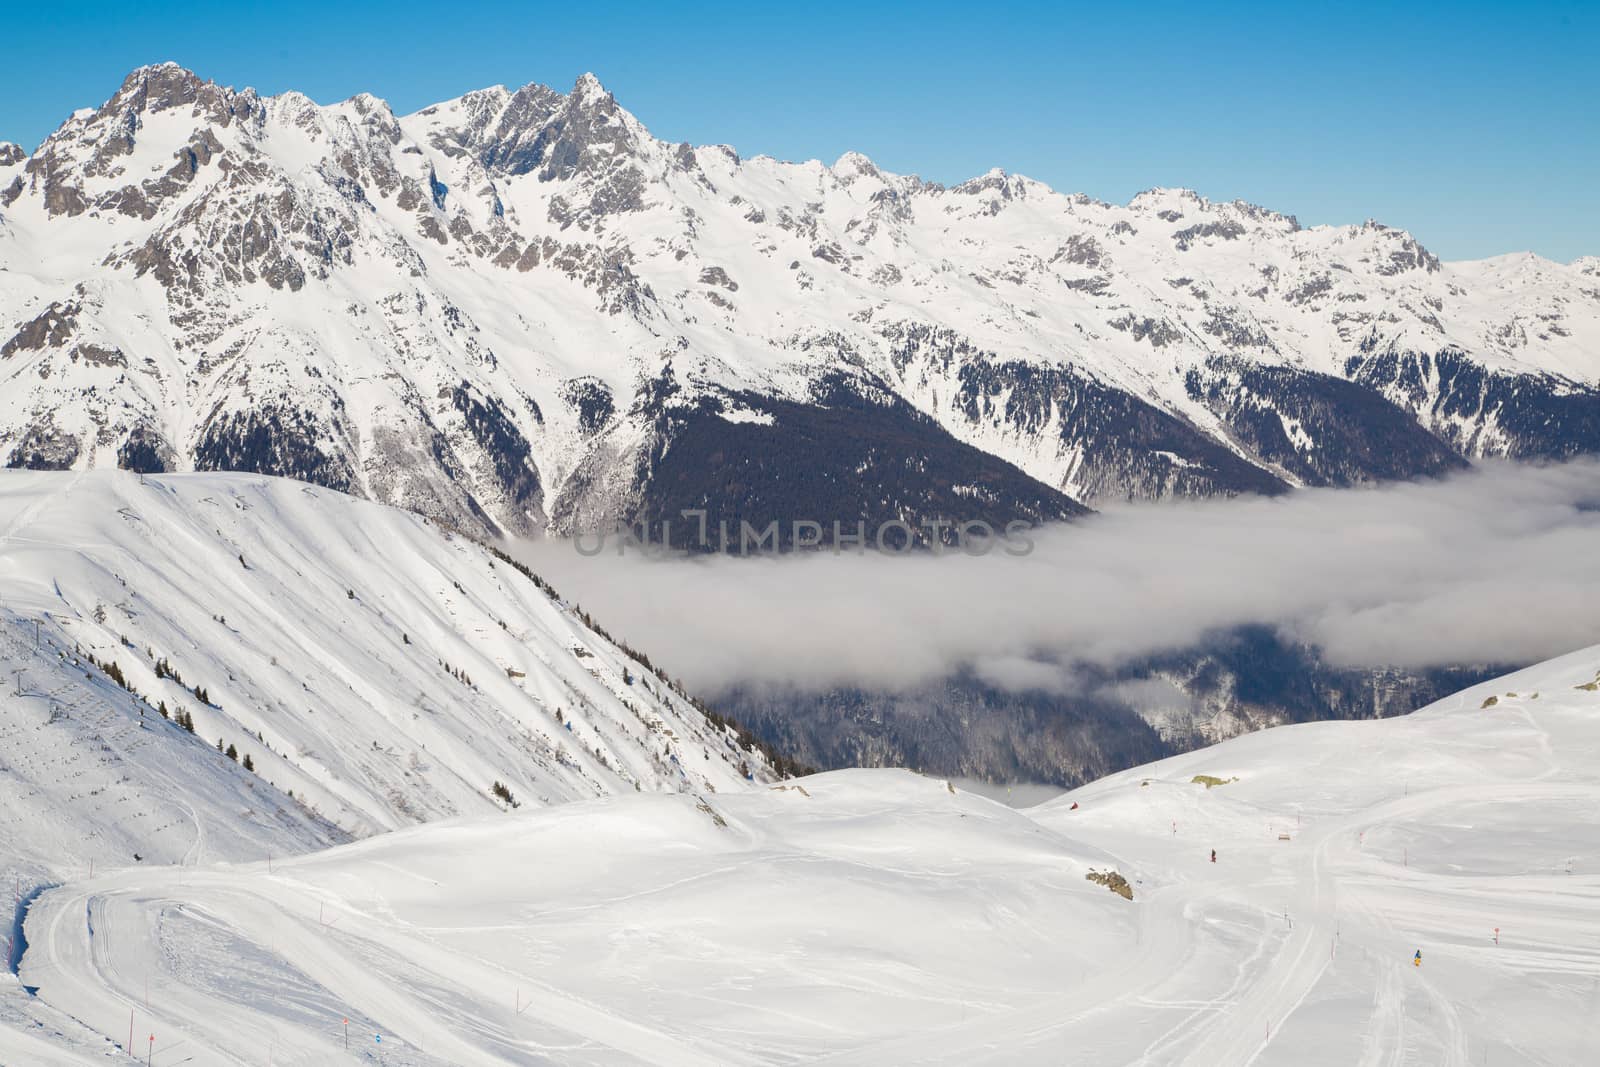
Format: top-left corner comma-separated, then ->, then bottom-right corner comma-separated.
242,753 -> 254,772
225,743 -> 238,761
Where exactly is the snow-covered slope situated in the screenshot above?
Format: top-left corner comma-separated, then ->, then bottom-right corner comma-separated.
0,470 -> 782,841
14,643 -> 1600,1064
0,467 -> 789,1061
0,600 -> 345,1063
3,64 -> 1597,539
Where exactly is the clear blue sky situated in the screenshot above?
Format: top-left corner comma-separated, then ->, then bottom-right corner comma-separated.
1,1 -> 1594,261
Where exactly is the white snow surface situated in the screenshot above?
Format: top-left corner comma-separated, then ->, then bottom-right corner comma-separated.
9,590 -> 1600,1061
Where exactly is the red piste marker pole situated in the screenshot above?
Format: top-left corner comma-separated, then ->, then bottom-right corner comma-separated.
147,1033 -> 154,1066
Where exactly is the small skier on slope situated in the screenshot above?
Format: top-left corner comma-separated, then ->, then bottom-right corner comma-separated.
1210,849 -> 1216,863
1413,949 -> 1422,967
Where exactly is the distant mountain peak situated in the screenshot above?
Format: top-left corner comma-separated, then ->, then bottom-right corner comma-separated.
108,60 -> 210,113
832,150 -> 881,181
571,71 -> 610,101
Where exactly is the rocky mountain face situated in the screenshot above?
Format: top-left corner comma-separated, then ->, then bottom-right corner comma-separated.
2,64 -> 1598,538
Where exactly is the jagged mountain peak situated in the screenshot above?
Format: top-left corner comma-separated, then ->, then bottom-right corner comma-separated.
113,59 -> 202,93
100,60 -> 243,124
341,89 -> 396,117
831,149 -> 883,183
405,71 -> 654,186
1128,185 -> 1205,209
571,70 -> 611,101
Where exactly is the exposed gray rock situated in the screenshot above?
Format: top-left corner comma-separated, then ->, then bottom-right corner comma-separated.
3,301 -> 80,357
1173,220 -> 1245,250
697,265 -> 738,291
5,426 -> 81,470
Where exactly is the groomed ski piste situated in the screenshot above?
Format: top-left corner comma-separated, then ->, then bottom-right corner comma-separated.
3,472 -> 1599,1064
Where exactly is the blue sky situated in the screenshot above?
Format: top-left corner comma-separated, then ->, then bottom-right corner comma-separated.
1,0 -> 1594,261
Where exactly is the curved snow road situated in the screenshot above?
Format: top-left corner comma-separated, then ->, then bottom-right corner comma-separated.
22,867 -> 762,1067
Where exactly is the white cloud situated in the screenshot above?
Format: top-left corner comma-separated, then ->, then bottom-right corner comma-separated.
511,460 -> 1600,693
971,656 -> 1077,694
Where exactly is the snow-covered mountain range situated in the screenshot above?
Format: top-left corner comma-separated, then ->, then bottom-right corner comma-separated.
3,63 -> 1597,539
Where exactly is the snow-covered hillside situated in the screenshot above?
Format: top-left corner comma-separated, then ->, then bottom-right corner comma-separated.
0,470 -> 782,840
3,64 -> 1597,540
0,468 -> 790,1061
12,641 -> 1600,1063
0,598 -> 346,1063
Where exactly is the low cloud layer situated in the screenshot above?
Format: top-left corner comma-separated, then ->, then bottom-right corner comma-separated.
512,460 -> 1600,694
